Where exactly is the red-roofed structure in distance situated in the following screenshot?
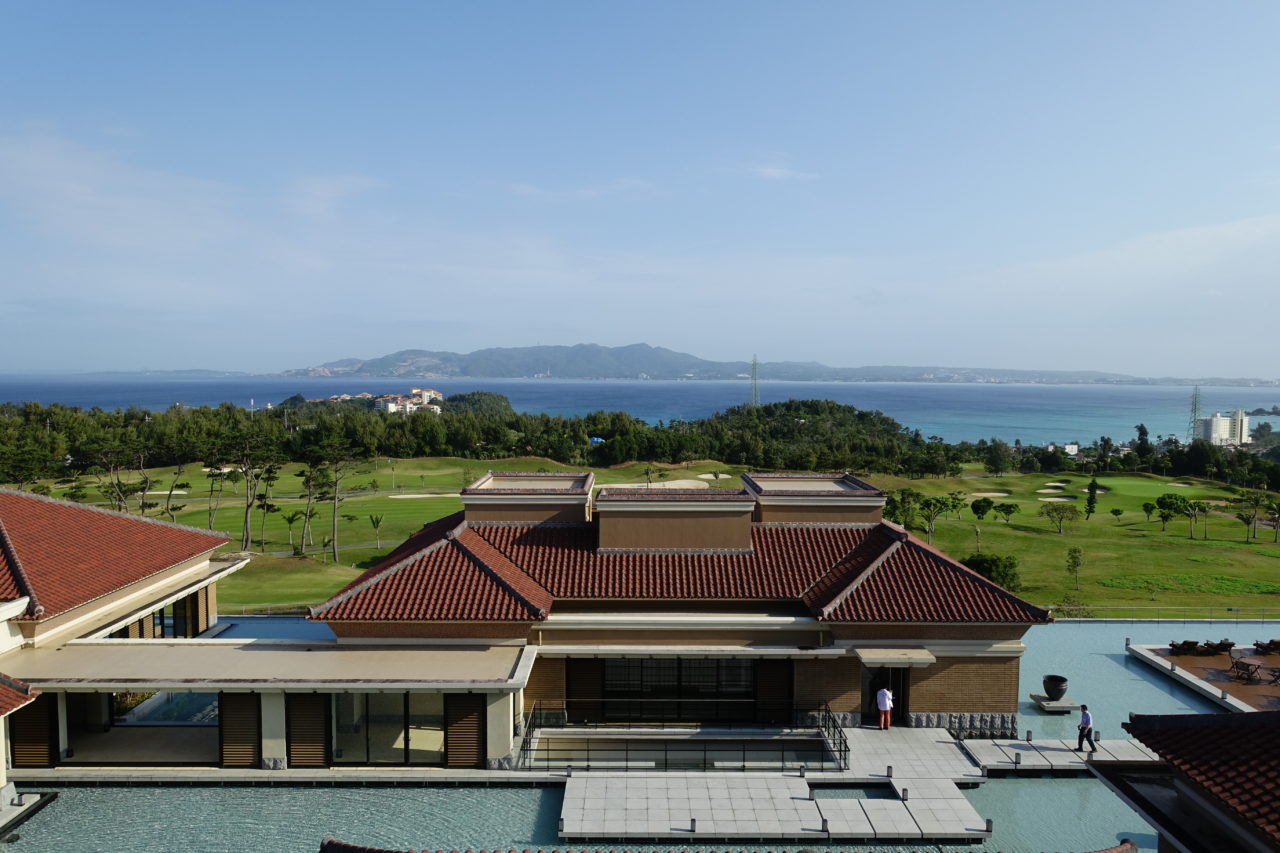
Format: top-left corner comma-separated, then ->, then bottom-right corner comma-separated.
1090,710 -> 1280,853
303,471 -> 1050,769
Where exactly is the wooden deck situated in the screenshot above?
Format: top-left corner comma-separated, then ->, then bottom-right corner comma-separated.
1154,646 -> 1280,711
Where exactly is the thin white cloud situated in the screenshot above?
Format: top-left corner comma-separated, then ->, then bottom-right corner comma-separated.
746,164 -> 817,181
286,174 -> 383,219
505,177 -> 656,200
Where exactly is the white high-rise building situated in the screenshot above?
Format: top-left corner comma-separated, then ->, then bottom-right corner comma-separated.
1196,410 -> 1251,446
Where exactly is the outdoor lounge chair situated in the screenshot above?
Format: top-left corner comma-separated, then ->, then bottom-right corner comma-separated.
1255,639 -> 1280,654
1202,639 -> 1235,654
1170,640 -> 1199,654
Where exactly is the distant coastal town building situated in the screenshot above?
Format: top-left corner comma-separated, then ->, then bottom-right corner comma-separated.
1195,410 -> 1250,446
374,387 -> 442,415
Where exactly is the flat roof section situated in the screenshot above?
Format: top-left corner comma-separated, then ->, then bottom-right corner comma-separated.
463,472 -> 594,495
743,473 -> 884,497
0,641 -> 530,691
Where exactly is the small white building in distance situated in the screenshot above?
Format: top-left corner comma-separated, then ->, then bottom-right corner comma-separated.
375,388 -> 443,415
1196,410 -> 1251,446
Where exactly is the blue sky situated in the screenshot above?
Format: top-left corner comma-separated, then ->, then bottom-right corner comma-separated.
2,1 -> 1278,376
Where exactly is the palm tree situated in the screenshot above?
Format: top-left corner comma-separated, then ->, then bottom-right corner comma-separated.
368,514 -> 385,549
282,510 -> 305,553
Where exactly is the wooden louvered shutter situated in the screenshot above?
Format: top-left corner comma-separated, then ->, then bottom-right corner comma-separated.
754,659 -> 793,723
196,587 -> 210,634
565,659 -> 604,723
219,693 -> 261,768
8,694 -> 57,768
444,694 -> 487,769
286,694 -> 330,767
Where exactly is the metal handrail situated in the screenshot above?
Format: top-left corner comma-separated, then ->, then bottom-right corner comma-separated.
518,700 -> 849,771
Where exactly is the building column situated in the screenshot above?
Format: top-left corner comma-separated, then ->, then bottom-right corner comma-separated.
485,692 -> 515,770
259,691 -> 287,770
55,693 -> 69,760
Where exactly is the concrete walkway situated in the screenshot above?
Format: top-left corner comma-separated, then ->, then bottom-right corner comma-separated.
559,728 -> 992,843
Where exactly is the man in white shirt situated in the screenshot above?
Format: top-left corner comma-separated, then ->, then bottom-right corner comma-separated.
1076,704 -> 1096,753
876,687 -> 893,730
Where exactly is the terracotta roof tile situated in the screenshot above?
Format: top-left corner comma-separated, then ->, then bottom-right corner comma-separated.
822,535 -> 1052,623
0,672 -> 38,717
1125,710 -> 1280,847
315,519 -> 1051,624
0,489 -> 228,621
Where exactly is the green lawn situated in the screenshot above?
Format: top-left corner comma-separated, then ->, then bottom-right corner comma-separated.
26,459 -> 1280,617
873,469 -> 1280,616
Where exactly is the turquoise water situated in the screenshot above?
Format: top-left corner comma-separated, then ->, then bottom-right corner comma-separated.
14,621 -> 1274,852
1,374 -> 1275,443
7,781 -> 1151,853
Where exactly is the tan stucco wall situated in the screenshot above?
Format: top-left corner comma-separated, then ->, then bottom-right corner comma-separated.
597,510 -> 752,550
754,504 -> 883,524
908,657 -> 1020,713
325,621 -> 531,639
260,691 -> 287,769
831,624 -> 1030,641
486,692 -> 514,761
533,628 -> 825,646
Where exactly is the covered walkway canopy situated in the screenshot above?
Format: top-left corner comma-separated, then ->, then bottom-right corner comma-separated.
851,647 -> 936,667
0,640 -> 533,691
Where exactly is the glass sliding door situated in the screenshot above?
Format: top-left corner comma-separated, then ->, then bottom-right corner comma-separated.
367,693 -> 407,764
331,692 -> 446,766
406,693 -> 444,764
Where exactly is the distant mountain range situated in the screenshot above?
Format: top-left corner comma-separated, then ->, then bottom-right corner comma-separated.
278,344 -> 1278,386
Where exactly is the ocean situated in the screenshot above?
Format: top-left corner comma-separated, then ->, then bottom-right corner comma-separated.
0,374 -> 1275,446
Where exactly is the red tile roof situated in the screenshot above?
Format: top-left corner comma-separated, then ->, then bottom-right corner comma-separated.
0,489 -> 228,621
0,672 -> 38,717
314,517 -> 1050,625
1124,710 -> 1280,847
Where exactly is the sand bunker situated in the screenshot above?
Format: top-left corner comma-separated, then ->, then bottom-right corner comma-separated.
1045,481 -> 1068,487
608,479 -> 709,490
1039,496 -> 1078,502
1035,488 -> 1063,494
697,473 -> 732,480
1082,487 -> 1110,494
388,494 -> 458,499
970,491 -> 1010,497
1170,482 -> 1192,487
144,490 -> 187,495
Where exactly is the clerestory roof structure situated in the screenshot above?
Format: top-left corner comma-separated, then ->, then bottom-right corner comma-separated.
312,513 -> 1050,625
0,488 -> 228,621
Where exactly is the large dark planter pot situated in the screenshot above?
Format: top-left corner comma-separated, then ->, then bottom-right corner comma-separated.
1043,674 -> 1069,701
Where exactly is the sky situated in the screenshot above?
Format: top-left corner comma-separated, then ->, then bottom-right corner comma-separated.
2,1 -> 1278,377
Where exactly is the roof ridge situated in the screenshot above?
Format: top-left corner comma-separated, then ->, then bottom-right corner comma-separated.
0,487 -> 230,540
0,516 -> 38,616
310,521 -> 464,618
453,529 -> 550,620
805,527 -> 905,618
898,532 -> 1053,622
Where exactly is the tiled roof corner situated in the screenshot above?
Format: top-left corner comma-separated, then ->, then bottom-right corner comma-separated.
1124,710 -> 1280,848
0,672 -> 39,717
0,488 -> 229,621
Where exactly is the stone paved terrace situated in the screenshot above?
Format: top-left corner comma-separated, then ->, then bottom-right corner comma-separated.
1131,643 -> 1280,711
558,728 -> 992,842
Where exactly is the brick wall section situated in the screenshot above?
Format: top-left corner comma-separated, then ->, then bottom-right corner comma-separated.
524,657 -> 566,705
793,657 -> 860,714
325,621 -> 531,639
908,657 -> 1019,713
832,624 -> 1029,641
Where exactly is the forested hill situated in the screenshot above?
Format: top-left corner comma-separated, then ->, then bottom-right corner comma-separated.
280,343 -> 1150,383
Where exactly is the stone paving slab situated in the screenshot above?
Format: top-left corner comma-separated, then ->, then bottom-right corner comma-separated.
1093,739 -> 1159,762
842,726 -> 984,781
859,799 -> 923,838
990,739 -> 1054,769
891,777 -> 968,800
1035,740 -> 1091,770
958,737 -> 1012,770
905,797 -> 988,838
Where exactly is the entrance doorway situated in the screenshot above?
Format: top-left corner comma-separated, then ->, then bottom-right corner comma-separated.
861,666 -> 910,726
